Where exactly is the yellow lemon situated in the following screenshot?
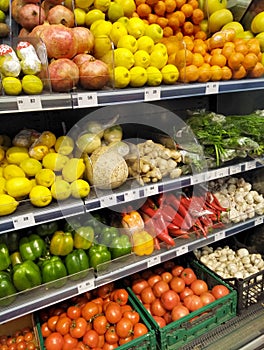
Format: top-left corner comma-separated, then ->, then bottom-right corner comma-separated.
55,136 -> 75,155
62,158 -> 85,182
137,36 -> 155,54
208,9 -> 233,33
3,164 -> 25,179
0,194 -> 18,216
39,131 -> 57,148
109,22 -> 128,47
129,66 -> 148,87
6,146 -> 29,165
20,158 -> 42,177
127,17 -> 145,39
152,43 -> 167,54
30,178 -> 37,188
51,180 -> 71,200
146,66 -> 163,86
133,50 -> 150,68
91,19 -> 112,36
74,8 -> 86,26
144,23 -> 163,43
116,0 -> 136,17
35,168 -> 56,187
85,9 -> 105,27
107,2 -> 124,23
94,0 -> 110,12
114,48 -> 135,69
149,50 -> 168,69
0,176 -> 6,193
70,179 -> 90,198
75,0 -> 94,10
29,144 -> 49,161
117,35 -> 138,53
113,66 -> 130,88
21,75 -> 43,95
251,12 -> 264,34
161,64 -> 179,84
29,185 -> 52,207
2,77 -> 22,96
222,21 -> 244,36
5,177 -> 32,198
42,153 -> 69,172
93,35 -> 113,59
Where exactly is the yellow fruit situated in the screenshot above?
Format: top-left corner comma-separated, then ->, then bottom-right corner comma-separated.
129,66 -> 148,87
85,9 -> 105,27
127,17 -> 145,39
152,43 -> 167,54
0,194 -> 18,216
116,0 -> 136,17
21,75 -> 43,95
3,164 -> 25,179
39,131 -> 57,148
76,133 -> 101,154
0,176 -> 6,194
113,66 -> 130,88
204,0 -> 227,16
30,178 -> 37,188
137,36 -> 155,54
35,168 -> 56,187
222,21 -> 244,36
5,177 -> 32,198
62,158 -> 85,182
29,144 -> 49,161
117,35 -> 138,53
70,179 -> 90,198
91,19 -> 112,36
109,22 -> 128,47
133,50 -> 150,68
146,66 -> 163,86
42,153 -> 69,172
2,77 -> 22,96
55,136 -> 75,155
144,24 -> 163,44
94,0 -> 111,12
74,8 -> 86,26
256,32 -> 264,52
20,158 -> 42,177
149,50 -> 168,69
117,16 -> 129,27
29,185 -> 52,207
107,2 -> 124,23
208,9 -> 233,33
236,30 -> 254,40
161,64 -> 179,84
51,180 -> 71,200
93,35 -> 113,59
75,0 -> 94,10
251,12 -> 264,34
114,48 -> 135,69
6,147 -> 29,165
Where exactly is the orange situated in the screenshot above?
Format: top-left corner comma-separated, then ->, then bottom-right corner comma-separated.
235,43 -> 249,55
191,8 -> 204,25
192,52 -> 204,67
242,53 -> 258,71
232,65 -> 247,79
187,0 -> 198,9
210,53 -> 227,67
194,30 -> 207,40
228,52 -> 244,70
163,26 -> 174,37
146,0 -> 159,5
247,38 -> 261,55
198,63 -> 211,82
176,0 -> 186,8
248,62 -> 264,78
148,13 -> 159,24
222,29 -> 236,42
154,1 -> 166,16
175,48 -> 193,68
165,40 -> 180,55
193,44 -> 206,56
168,53 -> 177,64
183,35 -> 194,51
208,33 -> 226,50
173,11 -> 186,26
210,48 -> 222,55
164,0 -> 177,13
135,0 -> 146,5
210,65 -> 222,81
136,3 -> 152,18
222,42 -> 235,59
183,64 -> 199,82
156,16 -> 169,28
204,52 -> 212,64
180,3 -> 193,18
182,21 -> 194,36
167,15 -> 180,31
221,66 -> 232,80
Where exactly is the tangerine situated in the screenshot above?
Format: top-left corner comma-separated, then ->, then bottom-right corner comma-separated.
136,3 -> 152,17
210,53 -> 227,67
232,65 -> 247,79
222,42 -> 235,59
221,66 -> 232,80
183,35 -> 194,50
188,0 -> 198,8
148,13 -> 158,24
191,8 -> 204,25
204,52 -> 212,64
247,38 -> 261,55
210,65 -> 222,81
163,26 -> 174,36
182,21 -> 194,35
197,63 -> 211,82
173,11 -> 186,26
235,43 -> 248,55
167,15 -> 180,31
165,0 -> 177,13
154,1 -> 166,16
168,53 -> 177,64
175,0 -> 186,8
180,3 -> 193,17
157,16 -> 169,28
146,0 -> 159,5
243,53 -> 258,71
194,30 -> 207,40
248,62 -> 264,78
184,64 -> 199,82
192,52 -> 204,67
135,0 -> 146,5
228,52 -> 244,70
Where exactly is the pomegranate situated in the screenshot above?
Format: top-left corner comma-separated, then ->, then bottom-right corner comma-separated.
79,58 -> 110,90
39,24 -> 77,59
48,58 -> 79,92
72,27 -> 94,54
73,53 -> 94,68
46,5 -> 75,27
18,4 -> 46,31
11,0 -> 25,23
18,27 -> 30,37
28,22 -> 50,38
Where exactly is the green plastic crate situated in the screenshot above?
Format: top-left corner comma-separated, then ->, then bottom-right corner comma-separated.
35,293 -> 156,350
128,260 -> 237,350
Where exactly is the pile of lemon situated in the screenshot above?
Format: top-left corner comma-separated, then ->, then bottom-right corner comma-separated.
0,131 -> 90,216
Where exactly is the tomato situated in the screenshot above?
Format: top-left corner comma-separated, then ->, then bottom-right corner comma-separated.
171,304 -> 190,321
6,338 -> 16,347
70,317 -> 87,339
160,289 -> 180,310
105,302 -> 122,324
24,332 -> 33,343
0,336 -> 7,345
148,274 -> 162,287
97,283 -> 115,299
133,323 -> 148,338
105,326 -> 119,345
56,316 -> 71,336
153,316 -> 166,328
0,345 -> 8,350
161,271 -> 173,283
152,280 -> 170,298
180,268 -> 197,285
179,287 -> 194,301
118,336 -> 133,345
8,344 -> 17,350
102,342 -> 119,349
93,315 -> 109,335
163,311 -> 172,325
83,330 -> 99,348
183,295 -> 203,311
67,306 -> 81,320
44,332 -> 64,350
47,315 -> 59,332
120,304 -> 133,314
98,334 -> 105,348
150,299 -> 166,317
141,286 -> 156,304
81,302 -> 99,321
16,341 -> 27,350
171,265 -> 184,277
141,270 -> 153,279
62,334 -> 78,350
112,289 -> 129,306
123,310 -> 140,326
16,336 -> 24,344
170,276 -> 185,293
200,291 -> 216,305
131,279 -> 149,295
143,304 -> 151,314
211,285 -> 230,299
116,317 -> 133,338
26,341 -> 36,350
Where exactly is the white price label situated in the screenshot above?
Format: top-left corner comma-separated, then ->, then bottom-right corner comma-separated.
191,173 -> 205,185
77,92 -> 98,107
144,87 -> 161,101
145,184 -> 158,196
124,190 -> 138,201
17,96 -> 42,110
245,160 -> 257,171
215,167 -> 229,178
100,196 -> 116,207
77,279 -> 95,293
175,245 -> 188,256
206,170 -> 216,181
205,82 -> 219,95
230,165 -> 241,175
13,213 -> 35,229
214,231 -> 225,241
147,255 -> 161,267
255,216 -> 263,226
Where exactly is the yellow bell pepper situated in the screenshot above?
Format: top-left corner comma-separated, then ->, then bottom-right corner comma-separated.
132,230 -> 154,256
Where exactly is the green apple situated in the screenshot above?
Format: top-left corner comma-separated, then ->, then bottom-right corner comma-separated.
117,34 -> 138,53
144,23 -> 163,43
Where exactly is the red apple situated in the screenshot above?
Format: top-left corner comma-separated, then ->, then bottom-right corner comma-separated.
18,4 -> 46,31
79,58 -> 110,90
73,53 -> 94,68
47,5 -> 75,27
48,58 -> 79,92
72,26 -> 94,54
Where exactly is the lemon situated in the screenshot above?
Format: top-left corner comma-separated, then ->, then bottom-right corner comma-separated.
149,50 -> 168,69
127,17 -> 145,39
152,43 -> 167,54
51,180 -> 71,200
30,178 -> 37,188
35,168 -> 56,187
0,194 -> 18,216
109,22 -> 128,47
74,8 -> 86,26
113,66 -> 130,88
2,77 -> 22,96
94,0 -> 110,12
116,0 -> 136,17
129,66 -> 147,87
117,16 -> 129,27
62,158 -> 85,182
0,176 -> 6,193
208,9 -> 233,33
137,36 -> 155,54
55,136 -> 75,155
6,147 -> 29,165
0,0 -> 9,13
91,19 -> 112,36
75,0 -> 94,10
85,9 -> 105,27
117,35 -> 138,53
146,66 -> 163,86
20,158 -> 42,177
39,131 -> 57,148
0,147 -> 5,162
144,23 -> 163,43
161,64 -> 179,84
6,177 -> 32,198
114,48 -> 134,69
42,153 -> 69,172
251,12 -> 264,34
29,185 -> 52,207
256,32 -> 264,52
0,159 -> 8,168
107,2 -> 124,23
222,21 -> 244,36
93,35 -> 113,59
3,164 -> 25,179
134,50 -> 150,68
70,179 -> 90,198
0,10 -> 6,23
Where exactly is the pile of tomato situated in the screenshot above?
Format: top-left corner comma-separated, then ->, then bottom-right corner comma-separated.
0,328 -> 37,350
129,261 -> 230,328
40,284 -> 149,350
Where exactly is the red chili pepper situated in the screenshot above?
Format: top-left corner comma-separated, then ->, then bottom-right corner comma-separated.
154,237 -> 161,250
194,218 -> 208,238
167,222 -> 180,230
140,202 -> 157,218
154,212 -> 176,246
159,204 -> 178,222
168,228 -> 190,239
206,192 -> 227,212
164,193 -> 181,211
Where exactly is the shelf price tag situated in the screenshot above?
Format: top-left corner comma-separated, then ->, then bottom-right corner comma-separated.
77,279 -> 95,294
124,190 -> 139,201
191,173 -> 205,185
100,195 -> 116,207
145,184 -> 159,196
17,96 -> 42,110
206,170 -> 216,181
230,165 -> 241,175
205,82 -> 219,95
214,231 -> 225,242
245,160 -> 257,171
147,255 -> 161,267
77,92 -> 98,107
144,87 -> 161,101
175,245 -> 188,256
13,213 -> 35,229
255,216 -> 263,226
215,167 -> 229,178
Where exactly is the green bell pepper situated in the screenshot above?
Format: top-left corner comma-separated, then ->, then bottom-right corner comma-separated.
36,222 -> 59,236
0,243 -> 11,271
19,234 -> 45,261
73,226 -> 94,250
99,227 -> 119,246
0,271 -> 16,306
10,251 -> 23,267
109,235 -> 132,259
12,260 -> 42,291
84,213 -> 107,235
65,249 -> 89,277
41,256 -> 67,284
88,244 -> 111,269
50,231 -> 73,256
0,232 -> 20,252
